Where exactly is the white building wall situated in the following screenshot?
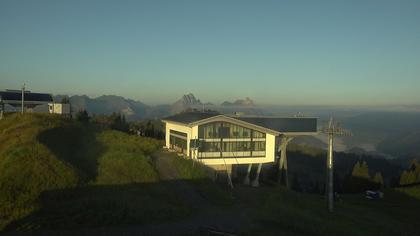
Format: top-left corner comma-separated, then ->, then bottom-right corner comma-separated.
164,121 -> 278,166
164,121 -> 192,155
265,133 -> 276,162
48,103 -> 70,115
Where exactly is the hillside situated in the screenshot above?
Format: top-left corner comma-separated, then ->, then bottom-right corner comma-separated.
1,114 -> 419,235
247,185 -> 420,236
0,114 -> 187,231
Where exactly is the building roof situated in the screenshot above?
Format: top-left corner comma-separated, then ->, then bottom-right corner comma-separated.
162,112 -> 219,124
162,112 -> 317,134
0,91 -> 53,102
236,117 -> 317,133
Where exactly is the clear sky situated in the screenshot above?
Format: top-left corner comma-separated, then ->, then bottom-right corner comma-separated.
1,0 -> 419,105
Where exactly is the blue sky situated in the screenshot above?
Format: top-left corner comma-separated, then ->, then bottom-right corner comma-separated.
1,0 -> 419,105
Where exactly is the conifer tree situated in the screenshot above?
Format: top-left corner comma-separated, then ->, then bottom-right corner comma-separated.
351,161 -> 361,177
399,159 -> 420,186
373,172 -> 384,187
352,161 -> 370,179
76,109 -> 89,123
400,170 -> 409,185
360,161 -> 370,179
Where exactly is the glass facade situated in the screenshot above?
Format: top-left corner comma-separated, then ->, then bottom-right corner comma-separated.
169,130 -> 187,154
198,122 -> 265,139
198,122 -> 266,158
170,130 -> 187,137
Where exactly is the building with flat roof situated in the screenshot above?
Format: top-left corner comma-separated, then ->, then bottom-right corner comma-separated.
162,112 -> 318,187
0,90 -> 70,116
0,90 -> 53,107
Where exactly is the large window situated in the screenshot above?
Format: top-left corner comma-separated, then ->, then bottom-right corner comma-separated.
198,122 -> 265,139
169,130 -> 187,154
201,141 -> 221,152
223,142 -> 251,152
170,130 -> 187,138
200,122 -> 222,138
198,122 -> 266,158
253,141 -> 266,151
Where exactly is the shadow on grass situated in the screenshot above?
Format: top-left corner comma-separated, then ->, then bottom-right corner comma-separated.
4,174 -> 420,236
250,186 -> 420,236
37,123 -> 105,182
3,180 -> 203,233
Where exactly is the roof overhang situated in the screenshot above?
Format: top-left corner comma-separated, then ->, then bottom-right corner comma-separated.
191,115 -> 280,135
163,115 -> 318,136
1,100 -> 50,105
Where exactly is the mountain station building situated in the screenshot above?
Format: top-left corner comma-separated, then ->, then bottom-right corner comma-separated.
162,112 -> 318,186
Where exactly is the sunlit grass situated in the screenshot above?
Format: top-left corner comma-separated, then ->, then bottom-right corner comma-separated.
0,113 -> 171,231
395,185 -> 420,200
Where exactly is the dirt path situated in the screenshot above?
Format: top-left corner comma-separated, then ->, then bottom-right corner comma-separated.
153,152 -> 210,207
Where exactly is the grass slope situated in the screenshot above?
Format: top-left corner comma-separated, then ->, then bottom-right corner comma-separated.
0,113 -> 186,231
2,113 -> 419,235
169,153 -> 233,205
247,186 -> 420,236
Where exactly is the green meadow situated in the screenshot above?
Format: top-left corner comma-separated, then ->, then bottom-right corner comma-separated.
0,114 -> 419,235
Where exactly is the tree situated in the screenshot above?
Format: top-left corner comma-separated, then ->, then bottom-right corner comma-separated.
110,113 -> 129,132
351,161 -> 361,176
144,121 -> 155,138
351,161 -> 370,179
61,96 -> 70,104
410,159 -> 420,183
400,170 -> 408,185
409,159 -> 419,171
345,161 -> 372,193
399,159 -> 420,186
76,110 -> 89,123
372,172 -> 384,187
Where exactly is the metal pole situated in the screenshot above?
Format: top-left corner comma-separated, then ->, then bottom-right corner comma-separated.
21,83 -> 25,114
327,132 -> 334,212
321,116 -> 351,213
243,164 -> 252,185
251,163 -> 263,187
278,137 -> 293,188
0,101 -> 3,120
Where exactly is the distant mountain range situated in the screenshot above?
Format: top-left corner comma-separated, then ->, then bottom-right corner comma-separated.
171,93 -> 205,114
52,93 -> 420,161
221,97 -> 255,106
55,95 -> 150,120
54,93 -> 260,120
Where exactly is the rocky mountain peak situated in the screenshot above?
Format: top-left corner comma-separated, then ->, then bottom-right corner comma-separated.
170,93 -> 203,114
221,97 -> 255,106
180,93 -> 202,105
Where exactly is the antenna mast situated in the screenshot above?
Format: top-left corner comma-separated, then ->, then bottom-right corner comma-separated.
21,83 -> 26,114
321,116 -> 352,212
